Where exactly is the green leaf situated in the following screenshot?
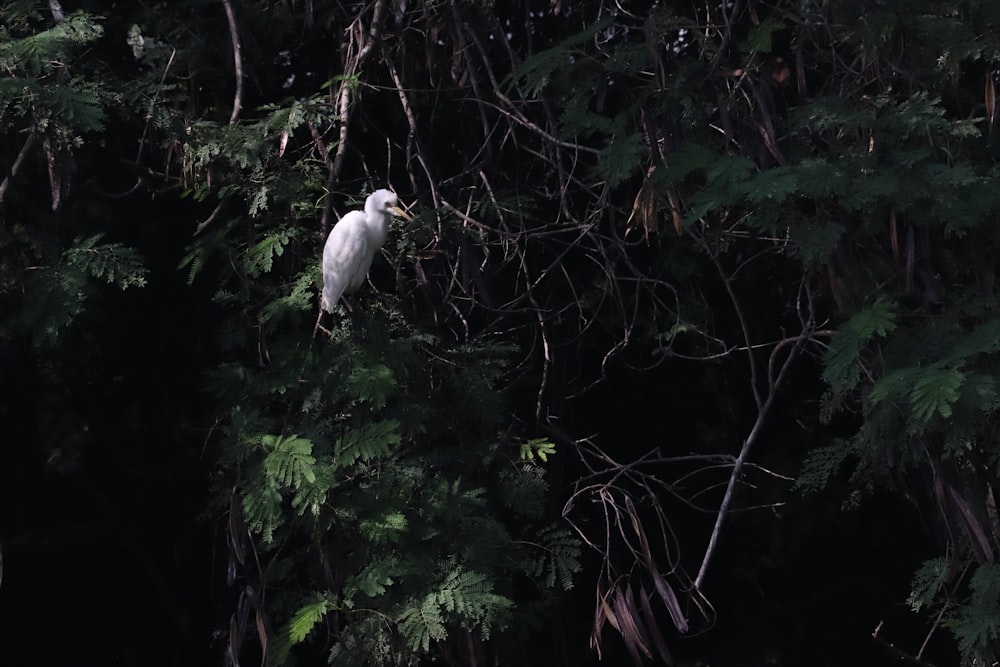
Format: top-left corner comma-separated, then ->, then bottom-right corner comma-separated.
907,365 -> 965,431
907,557 -> 948,613
262,434 -> 317,488
503,17 -> 614,95
244,228 -> 293,276
794,440 -> 856,494
788,219 -> 845,265
519,438 -> 556,463
398,594 -> 446,652
594,132 -> 643,187
346,363 -> 397,408
738,18 -> 784,54
334,420 -> 400,468
952,564 -> 1000,659
820,297 -> 897,421
242,481 -> 282,543
358,511 -> 409,544
743,166 -> 798,204
64,234 -> 148,288
288,592 -> 337,643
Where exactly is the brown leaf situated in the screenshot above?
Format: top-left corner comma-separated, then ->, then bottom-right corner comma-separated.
229,490 -> 247,567
599,589 -> 621,632
889,210 -> 899,266
827,262 -> 844,310
591,587 -> 613,658
651,568 -> 689,633
949,486 -> 995,563
639,583 -> 674,665
987,485 -> 1000,551
905,225 -> 915,292
612,584 -> 651,664
278,128 -> 289,158
625,166 -> 658,241
44,140 -> 61,212
255,610 -> 269,667
987,74 -> 996,126
667,187 -> 684,236
795,47 -> 806,98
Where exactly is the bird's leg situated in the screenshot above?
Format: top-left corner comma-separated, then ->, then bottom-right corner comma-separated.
313,305 -> 333,338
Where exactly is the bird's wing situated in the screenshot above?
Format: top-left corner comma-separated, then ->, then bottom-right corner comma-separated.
321,213 -> 369,312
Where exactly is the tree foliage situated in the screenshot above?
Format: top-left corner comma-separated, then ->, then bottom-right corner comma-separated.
7,0 -> 1000,665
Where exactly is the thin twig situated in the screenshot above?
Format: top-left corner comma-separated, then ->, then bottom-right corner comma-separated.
194,200 -> 224,236
137,48 -> 177,164
323,0 -> 386,233
694,319 -> 812,590
0,132 -> 38,204
221,0 -> 243,125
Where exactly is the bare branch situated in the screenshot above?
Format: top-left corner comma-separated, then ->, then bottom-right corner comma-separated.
0,132 -> 38,205
221,0 -> 243,125
693,280 -> 817,590
194,200 -> 225,236
322,0 -> 387,233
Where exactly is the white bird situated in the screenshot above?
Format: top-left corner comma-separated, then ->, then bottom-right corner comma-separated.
320,188 -> 411,314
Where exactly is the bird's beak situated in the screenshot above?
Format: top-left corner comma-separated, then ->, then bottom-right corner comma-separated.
389,203 -> 413,221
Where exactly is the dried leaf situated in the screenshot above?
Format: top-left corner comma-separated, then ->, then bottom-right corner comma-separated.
591,592 -> 615,659
987,74 -> 996,126
949,486 -> 995,563
256,610 -> 268,667
44,140 -> 61,212
905,225 -> 915,292
889,210 -> 899,266
667,187 -> 683,236
988,485 -> 1000,551
611,586 -> 648,665
229,490 -> 247,567
622,584 -> 653,660
651,568 -> 689,632
625,166 -> 658,240
599,590 -> 621,632
639,583 -> 674,665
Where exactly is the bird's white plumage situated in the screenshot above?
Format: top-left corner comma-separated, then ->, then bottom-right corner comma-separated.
320,189 -> 406,313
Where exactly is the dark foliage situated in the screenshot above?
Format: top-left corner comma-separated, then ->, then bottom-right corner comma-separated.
3,1 -> 1000,665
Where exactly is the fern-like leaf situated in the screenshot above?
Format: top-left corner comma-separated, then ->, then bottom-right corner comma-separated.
64,234 -> 147,288
346,363 -> 397,408
349,556 -> 399,598
530,525 -> 583,590
242,480 -> 282,543
794,440 -> 856,494
288,592 -> 337,643
334,420 -> 400,468
820,296 -> 896,420
398,594 -> 446,652
244,228 -> 293,277
261,434 -> 317,488
907,557 -> 948,613
907,365 -> 966,431
952,563 -> 1000,661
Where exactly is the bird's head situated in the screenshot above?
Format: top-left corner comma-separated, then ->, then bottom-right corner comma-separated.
369,188 -> 412,222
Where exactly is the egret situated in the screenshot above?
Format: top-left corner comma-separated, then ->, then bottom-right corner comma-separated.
319,188 -> 411,316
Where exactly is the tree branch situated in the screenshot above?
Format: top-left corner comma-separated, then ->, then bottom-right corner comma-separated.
693,278 -> 818,590
0,132 -> 38,205
221,0 -> 243,125
322,0 -> 387,233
